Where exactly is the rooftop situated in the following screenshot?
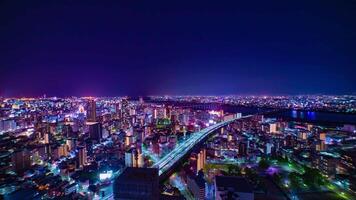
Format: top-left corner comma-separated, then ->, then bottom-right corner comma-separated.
117,167 -> 158,183
215,176 -> 253,193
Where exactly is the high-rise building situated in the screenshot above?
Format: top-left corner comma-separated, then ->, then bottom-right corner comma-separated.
284,135 -> 295,147
319,132 -> 326,141
66,138 -> 77,152
124,151 -> 133,167
116,103 -> 122,119
153,108 -> 158,119
0,119 -> 17,132
129,107 -> 136,116
187,170 -> 206,200
52,143 -> 69,160
318,152 -> 339,178
114,167 -> 159,200
144,126 -> 152,138
125,148 -> 143,168
139,97 -> 144,104
87,99 -> 97,122
121,98 -> 129,117
320,140 -> 327,151
181,113 -> 189,125
124,127 -> 135,147
298,131 -> 308,140
269,123 -> 278,134
163,106 -> 167,119
239,142 -> 248,156
338,149 -> 356,175
77,146 -> 87,168
220,127 -> 225,135
12,149 -> 31,174
63,123 -> 73,138
197,149 -> 206,172
266,143 -> 273,155
87,122 -> 102,142
44,132 -> 50,144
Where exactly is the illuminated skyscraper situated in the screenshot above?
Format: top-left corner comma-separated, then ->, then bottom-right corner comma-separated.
52,143 -> 69,160
269,123 -> 277,134
116,102 -> 122,119
87,99 -> 97,122
153,108 -> 158,119
121,98 -> 129,116
197,149 -> 206,172
163,106 -> 167,118
125,148 -> 143,168
77,145 -> 87,168
129,107 -> 136,116
44,132 -> 50,144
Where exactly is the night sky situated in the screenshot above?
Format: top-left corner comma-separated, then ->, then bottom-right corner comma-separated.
0,1 -> 355,97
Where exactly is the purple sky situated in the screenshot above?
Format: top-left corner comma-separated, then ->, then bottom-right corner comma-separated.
0,1 -> 355,97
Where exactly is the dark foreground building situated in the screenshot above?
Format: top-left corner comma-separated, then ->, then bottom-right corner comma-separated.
113,167 -> 159,200
215,176 -> 254,200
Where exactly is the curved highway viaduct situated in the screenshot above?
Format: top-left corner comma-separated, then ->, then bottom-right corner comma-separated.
152,115 -> 253,181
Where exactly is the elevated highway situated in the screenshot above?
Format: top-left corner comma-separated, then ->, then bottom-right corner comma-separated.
152,115 -> 253,180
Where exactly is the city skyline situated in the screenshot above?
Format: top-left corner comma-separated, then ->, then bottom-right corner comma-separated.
1,1 -> 356,97
1,1 -> 356,199
0,96 -> 355,199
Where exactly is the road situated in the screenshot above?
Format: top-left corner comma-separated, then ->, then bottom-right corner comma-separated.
153,116 -> 251,176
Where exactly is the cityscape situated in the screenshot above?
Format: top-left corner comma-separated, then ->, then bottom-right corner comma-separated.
1,1 -> 356,200
0,96 -> 355,200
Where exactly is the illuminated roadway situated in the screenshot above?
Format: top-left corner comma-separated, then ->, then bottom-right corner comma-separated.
152,115 -> 252,176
